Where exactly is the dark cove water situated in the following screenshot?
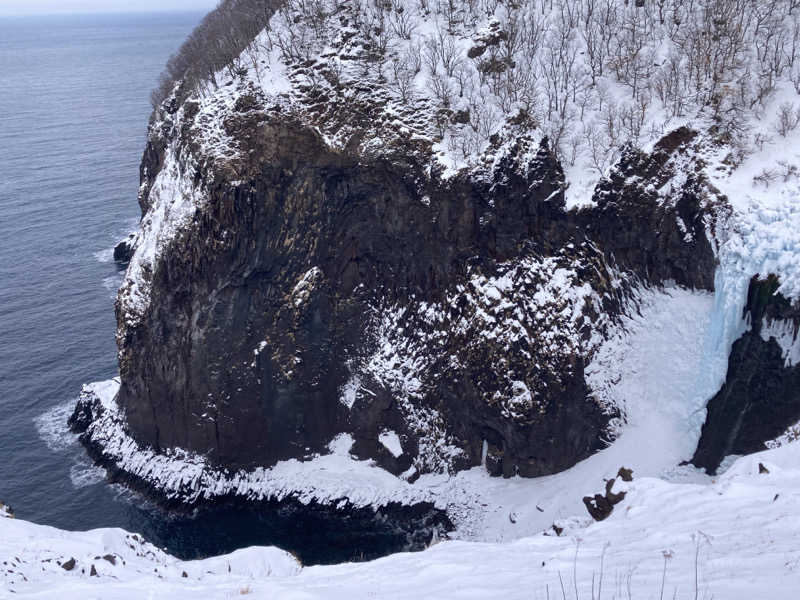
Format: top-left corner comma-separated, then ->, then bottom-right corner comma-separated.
0,12 -> 422,565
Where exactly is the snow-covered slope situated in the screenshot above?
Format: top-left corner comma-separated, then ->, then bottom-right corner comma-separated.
5,442 -> 800,598
0,508 -> 301,598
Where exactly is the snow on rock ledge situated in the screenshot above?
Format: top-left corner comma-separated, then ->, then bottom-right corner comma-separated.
119,142 -> 205,328
71,380 -> 438,511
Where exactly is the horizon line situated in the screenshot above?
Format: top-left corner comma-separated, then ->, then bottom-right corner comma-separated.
0,8 -> 211,18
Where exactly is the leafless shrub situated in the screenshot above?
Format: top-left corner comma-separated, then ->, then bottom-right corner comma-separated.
430,71 -> 454,107
776,102 -> 800,136
390,55 -> 418,103
389,0 -> 417,39
586,122 -> 615,175
753,131 -> 771,152
779,160 -> 799,180
753,167 -> 779,186
425,30 -> 462,77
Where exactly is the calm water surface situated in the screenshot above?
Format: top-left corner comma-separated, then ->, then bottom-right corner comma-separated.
0,12 -> 390,564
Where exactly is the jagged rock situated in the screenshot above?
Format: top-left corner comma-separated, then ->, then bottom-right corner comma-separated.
583,493 -> 615,521
582,129 -> 719,291
450,109 -> 470,124
0,502 -> 14,519
467,19 -> 507,59
466,45 -> 486,59
583,477 -> 627,521
692,275 -> 800,474
617,466 -> 634,482
61,558 -> 76,571
604,478 -> 626,504
67,399 -> 93,434
759,463 -> 770,474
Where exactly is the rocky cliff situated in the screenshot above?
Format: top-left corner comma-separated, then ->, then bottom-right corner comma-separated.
73,100 -> 720,492
73,0 -> 800,513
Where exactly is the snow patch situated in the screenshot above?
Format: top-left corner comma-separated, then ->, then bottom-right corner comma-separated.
291,266 -> 322,308
379,431 -> 403,458
327,433 -> 355,456
338,373 -> 361,410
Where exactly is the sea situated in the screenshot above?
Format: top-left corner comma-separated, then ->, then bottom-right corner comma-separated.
0,11 -> 392,565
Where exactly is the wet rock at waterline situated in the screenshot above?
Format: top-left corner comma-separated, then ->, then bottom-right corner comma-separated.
112,233 -> 137,265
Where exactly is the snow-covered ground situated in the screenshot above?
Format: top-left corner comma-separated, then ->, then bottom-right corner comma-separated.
5,442 -> 800,598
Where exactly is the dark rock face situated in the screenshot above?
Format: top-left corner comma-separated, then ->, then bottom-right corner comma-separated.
77,94 -> 720,495
67,398 -> 93,434
583,128 -> 719,291
692,275 -> 800,473
117,120 -> 617,476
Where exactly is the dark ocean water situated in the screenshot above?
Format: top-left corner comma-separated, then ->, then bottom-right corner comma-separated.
0,9 -> 204,544
0,12 -> 427,565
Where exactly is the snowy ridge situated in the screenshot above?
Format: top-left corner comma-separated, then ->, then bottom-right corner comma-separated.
157,0 -> 800,192
6,443 -> 800,598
